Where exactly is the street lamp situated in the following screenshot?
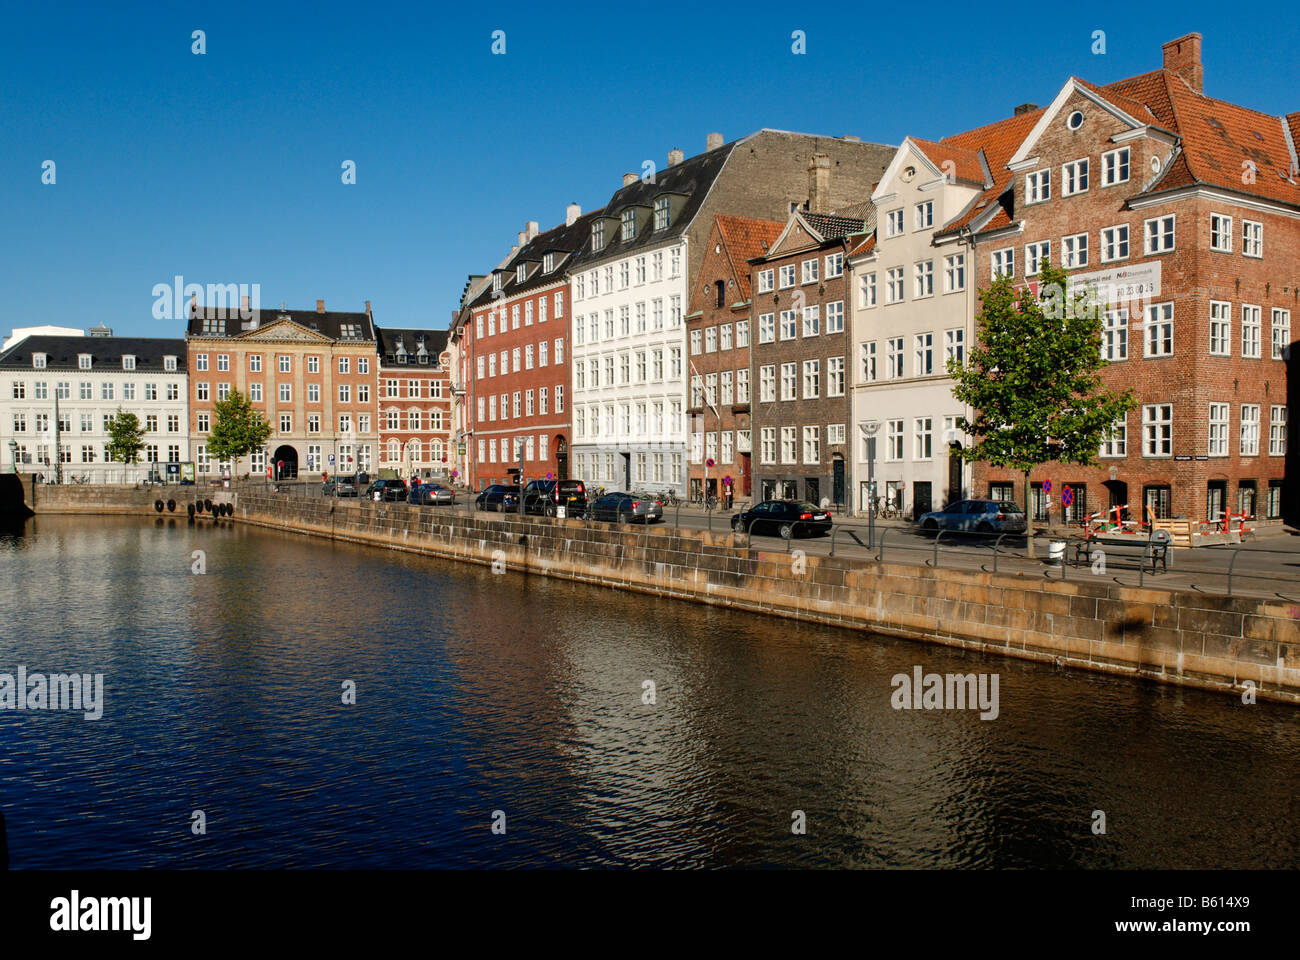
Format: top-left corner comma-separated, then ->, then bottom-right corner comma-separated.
859,420 -> 880,548
8,440 -> 17,474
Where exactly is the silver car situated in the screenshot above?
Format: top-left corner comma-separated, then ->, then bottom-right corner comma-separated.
590,492 -> 664,524
412,482 -> 456,506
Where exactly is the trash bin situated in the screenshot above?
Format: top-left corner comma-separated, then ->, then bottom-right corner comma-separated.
1048,539 -> 1066,566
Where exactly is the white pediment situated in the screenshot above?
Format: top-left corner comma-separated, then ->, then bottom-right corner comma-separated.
237,318 -> 335,343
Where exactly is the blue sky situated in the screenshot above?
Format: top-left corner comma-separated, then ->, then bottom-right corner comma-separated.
3,2 -> 1296,339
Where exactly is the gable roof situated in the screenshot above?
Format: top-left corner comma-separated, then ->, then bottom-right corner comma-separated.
908,137 -> 986,185
715,214 -> 784,299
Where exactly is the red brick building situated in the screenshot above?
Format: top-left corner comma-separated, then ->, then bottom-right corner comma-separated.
940,34 -> 1298,528
685,214 -> 783,501
375,327 -> 452,478
464,210 -> 600,489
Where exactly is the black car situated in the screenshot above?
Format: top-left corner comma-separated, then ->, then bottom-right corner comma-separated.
323,475 -> 359,497
364,478 -> 407,502
475,484 -> 521,512
523,479 -> 589,517
588,492 -> 664,524
731,500 -> 832,538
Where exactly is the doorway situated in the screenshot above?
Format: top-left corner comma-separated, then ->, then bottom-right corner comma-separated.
555,436 -> 568,481
947,444 -> 963,504
913,481 -> 932,520
272,444 -> 298,479
832,456 -> 845,509
1207,480 -> 1226,525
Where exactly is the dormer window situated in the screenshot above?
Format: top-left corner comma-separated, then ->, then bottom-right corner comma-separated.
339,323 -> 361,338
493,273 -> 503,292
164,355 -> 177,371
122,355 -> 136,371
654,196 -> 670,230
543,252 -> 554,273
201,317 -> 225,335
592,220 -> 605,251
78,354 -> 92,370
621,209 -> 637,241
517,264 -> 526,283
32,353 -> 47,369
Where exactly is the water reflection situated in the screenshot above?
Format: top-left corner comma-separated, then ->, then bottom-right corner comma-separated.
0,517 -> 1297,869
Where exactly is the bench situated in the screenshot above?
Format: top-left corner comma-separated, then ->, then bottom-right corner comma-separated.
1073,533 -> 1170,573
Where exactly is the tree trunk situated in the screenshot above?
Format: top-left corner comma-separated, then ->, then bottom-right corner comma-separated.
1024,469 -> 1035,560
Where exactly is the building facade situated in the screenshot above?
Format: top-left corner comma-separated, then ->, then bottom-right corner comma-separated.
958,34 -> 1297,526
186,299 -> 379,478
375,327 -> 452,477
685,214 -> 783,502
0,335 -> 188,482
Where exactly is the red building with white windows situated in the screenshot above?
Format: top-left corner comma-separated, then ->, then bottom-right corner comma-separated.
375,327 -> 452,478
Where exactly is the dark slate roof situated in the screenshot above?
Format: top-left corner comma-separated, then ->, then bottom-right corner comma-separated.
186,304 -> 375,340
567,141 -> 738,268
804,212 -> 869,241
376,326 -> 450,366
0,335 -> 187,371
467,208 -> 607,311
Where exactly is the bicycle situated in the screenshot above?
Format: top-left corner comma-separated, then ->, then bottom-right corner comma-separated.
692,493 -> 719,511
872,496 -> 899,520
660,490 -> 680,507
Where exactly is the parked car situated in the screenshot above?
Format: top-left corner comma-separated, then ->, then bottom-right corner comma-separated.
588,492 -> 664,524
410,481 -> 455,506
323,475 -> 359,497
364,478 -> 408,502
917,499 -> 1027,535
475,484 -> 521,512
523,479 -> 589,517
731,500 -> 832,538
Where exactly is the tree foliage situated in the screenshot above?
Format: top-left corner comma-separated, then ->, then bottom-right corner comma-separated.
949,265 -> 1137,475
105,409 -> 145,465
206,390 -> 271,463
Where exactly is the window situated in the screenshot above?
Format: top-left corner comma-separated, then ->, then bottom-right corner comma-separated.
861,341 -> 877,381
195,354 -> 208,372
335,383 -> 346,403
802,305 -> 820,337
913,332 -> 934,376
78,354 -> 90,370
280,413 -> 292,433
216,383 -> 229,401
760,427 -> 777,464
1242,220 -> 1263,258
1145,303 -> 1173,357
1272,309 -> 1291,360
1025,242 -> 1050,276
1241,305 -> 1262,358
825,252 -> 843,278
690,329 -> 702,355
1144,215 -> 1175,254
757,268 -> 774,294
886,209 -> 904,237
555,385 -> 563,413
196,382 -> 209,401
1100,417 -> 1127,458
778,264 -> 796,289
554,290 -> 564,318
79,381 -> 92,399
101,382 -> 112,400
123,355 -> 136,371
887,337 -> 904,378
781,427 -> 798,464
913,260 -> 934,298
554,339 -> 563,364
1026,169 -> 1050,203
860,272 -> 877,307
338,357 -> 350,374
249,382 -> 263,402
618,263 -> 629,290
802,359 -> 819,398
914,201 -> 933,230
736,368 -> 749,403
1060,233 -> 1088,269
826,300 -> 844,334
592,220 -> 605,250
654,196 -> 670,230
944,253 -> 965,293
704,328 -> 717,353
1209,301 -> 1232,356
801,258 -> 819,284
1239,404 -> 1261,456
1100,224 -> 1129,263
1101,147 -> 1130,186
719,323 -> 733,351
886,267 -> 904,303
1101,309 -> 1128,361
1061,159 -> 1089,196
1208,403 -> 1230,456
914,418 -> 933,460
760,365 -> 776,403
944,328 -> 964,367
1210,213 -> 1233,252
803,426 -> 820,464
825,357 -> 845,397
669,295 -> 681,326
885,420 -> 904,461
621,209 -> 637,241
780,363 -> 797,401
1143,404 -> 1172,457
279,355 -> 291,373
1270,406 -> 1287,456
779,310 -> 797,341
991,248 -> 1014,279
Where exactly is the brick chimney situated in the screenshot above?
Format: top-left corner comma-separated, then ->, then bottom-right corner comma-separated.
1162,33 -> 1203,93
706,132 -> 724,151
566,202 -> 581,226
316,299 -> 325,313
808,154 -> 831,214
190,292 -> 197,314
668,148 -> 684,167
364,300 -> 371,317
622,172 -> 638,186
1014,102 -> 1038,116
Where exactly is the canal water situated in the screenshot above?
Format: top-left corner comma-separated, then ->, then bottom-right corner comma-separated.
1,516 -> 1297,869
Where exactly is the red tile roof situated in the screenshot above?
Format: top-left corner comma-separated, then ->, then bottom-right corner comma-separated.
909,137 -> 985,185
715,214 -> 784,299
933,108 -> 1045,236
848,233 -> 876,258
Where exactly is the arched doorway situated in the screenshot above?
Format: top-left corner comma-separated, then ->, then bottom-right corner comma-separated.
1103,479 -> 1129,522
555,436 -> 569,480
272,444 -> 298,480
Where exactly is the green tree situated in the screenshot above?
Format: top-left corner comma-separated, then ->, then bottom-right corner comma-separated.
105,409 -> 145,465
948,264 -> 1137,555
206,390 -> 271,470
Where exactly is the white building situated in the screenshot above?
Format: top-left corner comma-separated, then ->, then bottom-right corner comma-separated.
0,335 -> 189,482
3,325 -> 84,350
